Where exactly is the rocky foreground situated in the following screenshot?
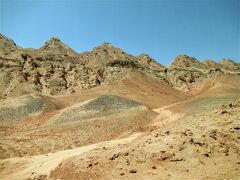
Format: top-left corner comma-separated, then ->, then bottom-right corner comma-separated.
0,34 -> 239,180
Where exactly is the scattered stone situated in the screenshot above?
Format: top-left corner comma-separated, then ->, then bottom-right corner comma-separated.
204,153 -> 209,157
109,153 -> 119,160
233,127 -> 240,131
159,153 -> 174,161
129,169 -> 137,173
220,109 -> 228,114
189,138 -> 205,146
32,174 -> 47,180
170,158 -> 184,162
152,166 -> 157,169
120,172 -> 125,176
165,131 -> 170,135
87,163 -> 92,168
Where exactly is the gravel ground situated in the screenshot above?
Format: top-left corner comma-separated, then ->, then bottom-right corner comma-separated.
0,95 -> 44,122
50,95 -> 144,124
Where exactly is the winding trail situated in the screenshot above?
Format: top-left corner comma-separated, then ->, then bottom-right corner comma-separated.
152,102 -> 184,127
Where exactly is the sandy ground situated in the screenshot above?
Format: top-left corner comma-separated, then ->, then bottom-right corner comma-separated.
1,96 -> 239,180
0,133 -> 143,180
0,107 -> 156,159
0,73 -> 239,180
0,102 -> 184,180
48,97 -> 239,180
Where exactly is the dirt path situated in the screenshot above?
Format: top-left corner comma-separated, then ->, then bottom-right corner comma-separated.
0,102 -> 184,180
152,102 -> 184,127
0,132 -> 143,180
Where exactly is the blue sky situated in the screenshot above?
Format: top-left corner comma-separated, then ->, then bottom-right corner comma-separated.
0,0 -> 239,65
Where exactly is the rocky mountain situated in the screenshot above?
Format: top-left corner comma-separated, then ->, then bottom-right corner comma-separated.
0,34 -> 239,98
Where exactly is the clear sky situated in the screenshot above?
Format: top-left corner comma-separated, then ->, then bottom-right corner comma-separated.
0,0 -> 239,65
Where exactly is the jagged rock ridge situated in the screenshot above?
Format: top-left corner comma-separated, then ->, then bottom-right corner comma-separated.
0,34 -> 239,98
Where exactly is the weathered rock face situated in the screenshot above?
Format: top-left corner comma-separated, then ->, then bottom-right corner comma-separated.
169,54 -> 207,69
80,42 -> 138,67
0,55 -> 129,97
203,59 -> 240,72
39,37 -> 82,63
166,68 -> 207,91
0,36 -> 167,98
137,54 -> 165,71
219,59 -> 240,72
0,34 -> 239,98
0,34 -> 17,51
166,55 -> 207,91
166,55 -> 239,92
202,60 -> 221,69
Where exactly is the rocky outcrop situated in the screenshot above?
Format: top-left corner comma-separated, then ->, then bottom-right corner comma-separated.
137,54 -> 165,71
165,54 -> 239,92
169,54 -> 207,70
166,68 -> 207,91
203,59 -> 240,72
166,55 -> 207,91
202,60 -> 222,69
0,34 -> 17,51
80,42 -> 137,67
219,59 -> 240,72
39,37 -> 81,63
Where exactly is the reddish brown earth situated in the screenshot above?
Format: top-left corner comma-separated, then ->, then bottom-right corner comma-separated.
0,34 -> 239,180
